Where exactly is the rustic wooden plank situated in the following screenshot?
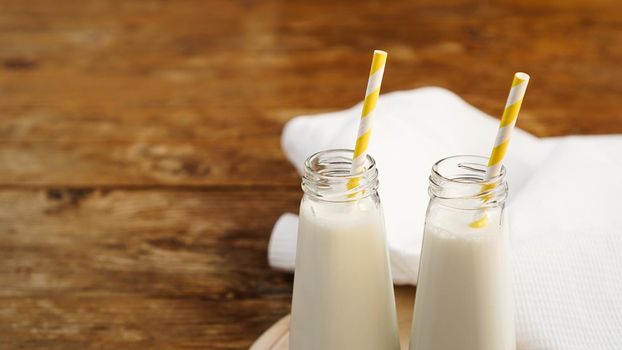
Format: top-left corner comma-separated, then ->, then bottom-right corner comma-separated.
0,0 -> 621,186
0,138 -> 297,186
0,287 -> 415,350
0,188 -> 300,348
0,296 -> 291,350
0,188 -> 299,297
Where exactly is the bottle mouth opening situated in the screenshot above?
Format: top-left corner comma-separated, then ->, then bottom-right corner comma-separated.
304,149 -> 376,180
429,155 -> 508,207
302,149 -> 379,202
431,155 -> 506,186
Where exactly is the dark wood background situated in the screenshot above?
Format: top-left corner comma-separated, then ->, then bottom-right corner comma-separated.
1,0 -> 621,349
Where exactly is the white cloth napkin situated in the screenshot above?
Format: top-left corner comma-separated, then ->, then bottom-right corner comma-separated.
269,87 -> 553,282
268,87 -> 622,349
509,136 -> 622,349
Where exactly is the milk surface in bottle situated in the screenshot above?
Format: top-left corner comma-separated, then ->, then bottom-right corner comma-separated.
410,155 -> 516,350
289,149 -> 400,350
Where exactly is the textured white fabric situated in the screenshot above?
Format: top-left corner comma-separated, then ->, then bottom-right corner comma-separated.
268,213 -> 299,271
268,87 -> 622,348
509,137 -> 622,349
512,230 -> 622,350
272,87 -> 553,283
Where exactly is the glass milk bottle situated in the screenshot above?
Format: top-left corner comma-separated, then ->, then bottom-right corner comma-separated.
289,149 -> 400,350
409,155 -> 516,350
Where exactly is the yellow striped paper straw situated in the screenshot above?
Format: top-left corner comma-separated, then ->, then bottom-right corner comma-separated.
470,72 -> 530,228
348,50 -> 388,193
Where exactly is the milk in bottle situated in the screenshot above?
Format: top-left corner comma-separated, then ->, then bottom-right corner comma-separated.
290,149 -> 400,350
410,155 -> 516,350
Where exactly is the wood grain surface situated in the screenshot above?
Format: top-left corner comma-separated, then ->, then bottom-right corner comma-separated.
0,0 -> 621,349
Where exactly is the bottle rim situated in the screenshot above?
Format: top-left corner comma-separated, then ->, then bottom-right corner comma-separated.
431,155 -> 506,185
302,149 -> 379,202
303,149 -> 377,180
429,155 -> 508,207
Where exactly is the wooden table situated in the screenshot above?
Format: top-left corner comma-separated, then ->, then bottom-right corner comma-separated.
0,0 -> 620,348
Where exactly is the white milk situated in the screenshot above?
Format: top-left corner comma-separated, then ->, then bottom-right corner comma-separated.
409,208 -> 515,350
289,196 -> 400,350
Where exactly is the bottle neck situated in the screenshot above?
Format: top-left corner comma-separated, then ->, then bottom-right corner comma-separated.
302,149 -> 379,203
428,155 -> 508,210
